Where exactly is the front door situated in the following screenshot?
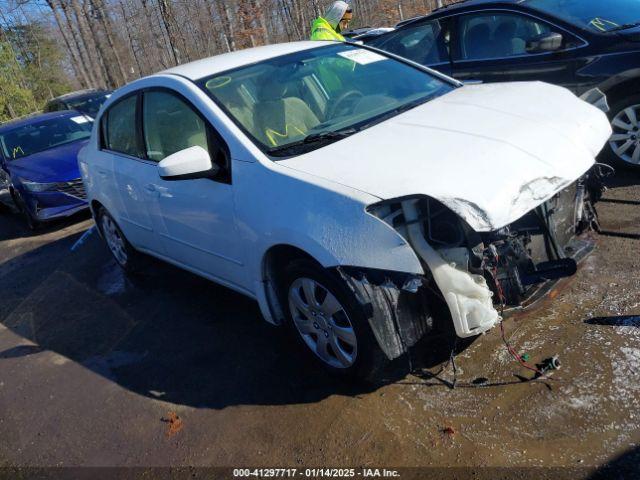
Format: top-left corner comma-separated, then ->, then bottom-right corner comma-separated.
140,89 -> 246,289
450,11 -> 581,89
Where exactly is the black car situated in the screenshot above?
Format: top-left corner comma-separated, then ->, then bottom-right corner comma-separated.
365,0 -> 640,169
44,89 -> 112,118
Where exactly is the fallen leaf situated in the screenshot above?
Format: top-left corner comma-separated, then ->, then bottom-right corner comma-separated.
162,412 -> 183,437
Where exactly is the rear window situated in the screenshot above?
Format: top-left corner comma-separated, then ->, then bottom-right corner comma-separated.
67,93 -> 111,117
0,115 -> 92,160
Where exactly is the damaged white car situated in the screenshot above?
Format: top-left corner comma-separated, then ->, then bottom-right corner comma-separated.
80,41 -> 612,379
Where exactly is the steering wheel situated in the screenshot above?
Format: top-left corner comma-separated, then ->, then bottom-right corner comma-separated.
327,90 -> 364,120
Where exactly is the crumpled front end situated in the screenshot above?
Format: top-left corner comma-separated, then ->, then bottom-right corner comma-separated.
367,166 -> 609,339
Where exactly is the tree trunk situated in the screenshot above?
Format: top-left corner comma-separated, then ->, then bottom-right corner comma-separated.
118,0 -> 142,78
140,0 -> 169,69
92,0 -> 128,84
80,0 -> 118,88
46,0 -> 91,89
157,0 -> 181,64
68,0 -> 106,88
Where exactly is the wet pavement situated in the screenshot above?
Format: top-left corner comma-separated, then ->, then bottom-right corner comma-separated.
0,174 -> 639,477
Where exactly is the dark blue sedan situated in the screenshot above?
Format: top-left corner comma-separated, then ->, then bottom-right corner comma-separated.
0,111 -> 91,229
365,0 -> 640,169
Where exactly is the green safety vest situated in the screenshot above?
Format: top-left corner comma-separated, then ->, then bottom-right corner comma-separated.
310,17 -> 345,41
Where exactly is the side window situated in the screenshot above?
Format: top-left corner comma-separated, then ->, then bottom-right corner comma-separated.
370,20 -> 451,65
457,13 -> 554,61
45,102 -> 58,112
103,95 -> 142,157
142,90 -> 210,162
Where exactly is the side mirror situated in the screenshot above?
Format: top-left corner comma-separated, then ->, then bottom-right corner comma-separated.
157,145 -> 219,181
526,32 -> 563,53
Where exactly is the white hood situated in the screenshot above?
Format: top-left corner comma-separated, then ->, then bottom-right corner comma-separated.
280,82 -> 612,232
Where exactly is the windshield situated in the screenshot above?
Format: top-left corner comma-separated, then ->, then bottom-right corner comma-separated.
528,0 -> 640,32
199,43 -> 454,156
67,93 -> 111,117
0,115 -> 92,160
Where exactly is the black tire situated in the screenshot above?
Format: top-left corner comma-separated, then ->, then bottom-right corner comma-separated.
604,94 -> 640,171
97,207 -> 146,274
282,259 -> 388,382
11,188 -> 40,231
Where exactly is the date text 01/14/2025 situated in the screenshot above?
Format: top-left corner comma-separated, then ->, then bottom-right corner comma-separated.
233,468 -> 400,478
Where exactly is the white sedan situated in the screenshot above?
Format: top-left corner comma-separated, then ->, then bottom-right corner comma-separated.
79,41 -> 611,380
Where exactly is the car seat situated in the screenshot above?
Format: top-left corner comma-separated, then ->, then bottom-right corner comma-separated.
253,78 -> 320,147
465,23 -> 492,59
211,80 -> 256,135
146,101 -> 208,161
493,19 -> 526,57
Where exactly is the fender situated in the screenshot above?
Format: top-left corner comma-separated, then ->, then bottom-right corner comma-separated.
597,67 -> 640,97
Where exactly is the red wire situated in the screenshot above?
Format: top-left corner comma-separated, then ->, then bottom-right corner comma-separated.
492,260 -> 545,377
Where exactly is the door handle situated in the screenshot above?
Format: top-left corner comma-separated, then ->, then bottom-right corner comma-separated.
96,168 -> 108,178
144,183 -> 160,198
144,184 -> 160,197
462,79 -> 483,85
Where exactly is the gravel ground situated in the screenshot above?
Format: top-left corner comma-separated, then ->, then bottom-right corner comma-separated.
0,173 -> 639,478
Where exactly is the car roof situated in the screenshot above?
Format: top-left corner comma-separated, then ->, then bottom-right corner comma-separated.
0,110 -> 83,134
161,41 -> 335,81
436,0 -> 522,11
398,0 -> 527,25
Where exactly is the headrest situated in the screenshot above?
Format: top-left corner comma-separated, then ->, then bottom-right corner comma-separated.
468,23 -> 491,41
258,79 -> 288,102
494,20 -> 517,38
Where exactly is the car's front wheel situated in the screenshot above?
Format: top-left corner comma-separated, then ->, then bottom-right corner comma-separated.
283,259 -> 387,381
98,208 -> 144,273
607,95 -> 640,170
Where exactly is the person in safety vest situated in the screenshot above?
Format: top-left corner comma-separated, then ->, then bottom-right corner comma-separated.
310,1 -> 353,41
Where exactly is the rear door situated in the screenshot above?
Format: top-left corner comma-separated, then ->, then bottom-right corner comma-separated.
450,10 -> 583,87
367,18 -> 454,76
102,93 -> 161,252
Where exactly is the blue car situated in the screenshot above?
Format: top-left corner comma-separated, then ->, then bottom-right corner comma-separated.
0,111 -> 92,229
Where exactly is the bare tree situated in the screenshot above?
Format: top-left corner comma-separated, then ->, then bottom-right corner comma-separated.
12,0 -> 462,93
91,0 -> 128,84
157,0 -> 181,65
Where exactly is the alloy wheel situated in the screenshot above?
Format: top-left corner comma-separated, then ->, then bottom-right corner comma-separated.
101,215 -> 128,267
288,277 -> 357,369
610,104 -> 640,165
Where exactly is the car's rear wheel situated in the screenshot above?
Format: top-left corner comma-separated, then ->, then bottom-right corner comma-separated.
283,259 -> 387,381
98,208 -> 145,273
606,95 -> 640,170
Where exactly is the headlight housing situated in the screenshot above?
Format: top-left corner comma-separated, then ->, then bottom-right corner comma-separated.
19,178 -> 57,193
367,195 -> 470,248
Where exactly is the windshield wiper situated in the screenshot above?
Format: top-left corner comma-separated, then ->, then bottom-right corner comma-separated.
608,21 -> 640,32
303,128 -> 357,143
267,127 -> 357,156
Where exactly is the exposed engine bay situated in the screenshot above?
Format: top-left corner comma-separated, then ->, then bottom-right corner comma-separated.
353,165 -> 611,358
